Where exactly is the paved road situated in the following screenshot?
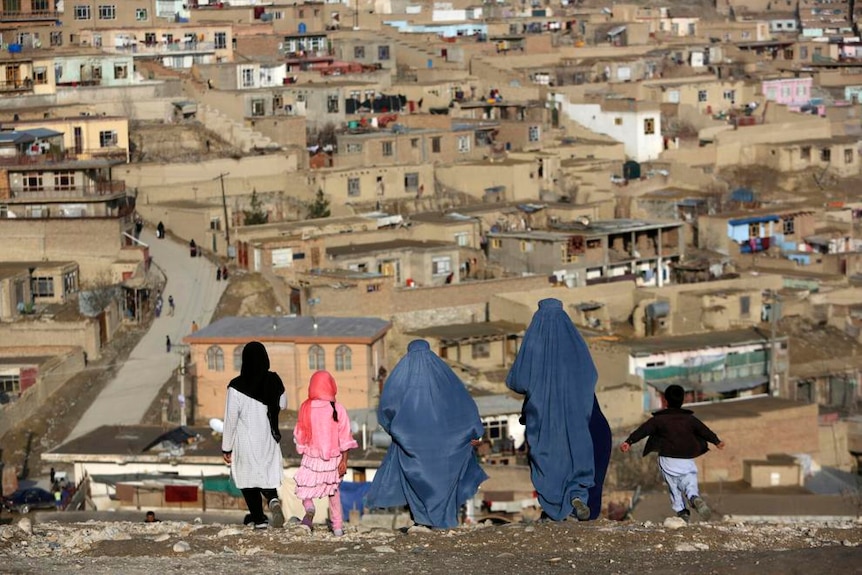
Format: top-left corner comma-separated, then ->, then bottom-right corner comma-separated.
67,229 -> 226,441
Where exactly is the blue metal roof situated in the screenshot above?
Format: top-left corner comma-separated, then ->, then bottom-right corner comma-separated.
23,128 -> 63,138
728,215 -> 779,226
0,131 -> 35,145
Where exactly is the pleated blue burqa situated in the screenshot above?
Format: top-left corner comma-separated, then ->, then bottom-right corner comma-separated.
588,396 -> 612,520
365,339 -> 488,529
506,298 -> 600,521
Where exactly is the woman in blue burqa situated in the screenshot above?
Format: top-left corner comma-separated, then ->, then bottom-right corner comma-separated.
365,339 -> 488,529
506,298 -> 611,521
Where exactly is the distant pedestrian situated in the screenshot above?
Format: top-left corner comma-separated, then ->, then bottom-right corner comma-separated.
191,320 -> 199,333
222,266 -> 229,281
166,335 -> 172,353
293,371 -> 358,536
83,351 -> 88,367
620,384 -> 726,522
50,467 -> 56,484
157,221 -> 165,239
190,239 -> 197,258
53,487 -> 61,510
145,511 -> 160,523
216,267 -> 222,281
168,295 -> 175,316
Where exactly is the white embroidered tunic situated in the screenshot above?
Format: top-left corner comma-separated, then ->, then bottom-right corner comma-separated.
221,388 -> 286,489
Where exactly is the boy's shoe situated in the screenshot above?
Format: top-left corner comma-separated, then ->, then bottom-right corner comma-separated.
689,496 -> 712,520
676,509 -> 691,523
300,510 -> 315,530
571,498 -> 590,521
269,498 -> 285,528
253,520 -> 269,530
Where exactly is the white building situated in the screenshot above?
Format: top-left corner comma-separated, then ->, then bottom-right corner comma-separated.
552,93 -> 663,162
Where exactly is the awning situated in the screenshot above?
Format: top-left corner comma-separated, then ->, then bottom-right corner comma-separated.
607,25 -> 627,37
648,375 -> 768,395
728,215 -> 780,226
172,101 -> 198,115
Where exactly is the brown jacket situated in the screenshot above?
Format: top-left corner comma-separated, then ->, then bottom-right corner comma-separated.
624,408 -> 721,459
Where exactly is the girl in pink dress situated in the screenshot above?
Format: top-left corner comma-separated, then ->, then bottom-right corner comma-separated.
293,370 -> 358,536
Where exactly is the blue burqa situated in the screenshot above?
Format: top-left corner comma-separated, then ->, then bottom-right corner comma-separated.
365,339 -> 488,529
588,396 -> 612,520
506,298 -> 599,521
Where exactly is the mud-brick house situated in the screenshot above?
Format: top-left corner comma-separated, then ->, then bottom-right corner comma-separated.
325,239 -> 461,287
697,208 -> 817,256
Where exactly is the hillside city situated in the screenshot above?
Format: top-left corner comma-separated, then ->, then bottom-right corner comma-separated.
0,0 -> 861,561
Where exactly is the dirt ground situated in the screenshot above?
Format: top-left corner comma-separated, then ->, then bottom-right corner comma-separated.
2,514 -> 861,575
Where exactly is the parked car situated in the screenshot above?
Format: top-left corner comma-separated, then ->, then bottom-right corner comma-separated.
2,487 -> 55,514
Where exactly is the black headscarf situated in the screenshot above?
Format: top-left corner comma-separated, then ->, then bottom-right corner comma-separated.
227,341 -> 285,443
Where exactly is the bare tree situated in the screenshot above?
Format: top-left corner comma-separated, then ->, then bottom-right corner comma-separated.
78,272 -> 121,317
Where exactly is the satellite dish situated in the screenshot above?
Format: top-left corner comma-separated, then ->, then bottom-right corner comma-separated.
209,418 -> 224,433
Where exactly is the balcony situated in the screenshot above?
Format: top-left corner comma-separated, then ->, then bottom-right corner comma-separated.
8,180 -> 127,202
0,79 -> 33,94
101,41 -> 217,57
0,10 -> 60,21
0,149 -> 128,167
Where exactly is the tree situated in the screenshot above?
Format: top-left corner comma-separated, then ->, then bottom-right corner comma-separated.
243,189 -> 269,225
307,189 -> 330,219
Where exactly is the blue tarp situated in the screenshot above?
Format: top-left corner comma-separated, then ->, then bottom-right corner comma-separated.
728,215 -> 779,226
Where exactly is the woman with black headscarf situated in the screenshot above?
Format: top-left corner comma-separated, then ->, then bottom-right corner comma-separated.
222,341 -> 287,529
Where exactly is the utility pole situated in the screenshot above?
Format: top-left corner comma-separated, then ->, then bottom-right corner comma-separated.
216,172 -> 231,256
178,348 -> 187,426
767,289 -> 782,398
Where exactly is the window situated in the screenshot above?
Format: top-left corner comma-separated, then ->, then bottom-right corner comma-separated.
32,0 -> 49,10
347,178 -> 360,196
520,240 -> 533,253
135,7 -> 148,20
490,238 -> 502,249
99,130 -> 117,147
378,45 -> 390,60
49,31 -> 62,46
251,99 -> 265,116
335,345 -> 352,371
410,138 -> 418,149
233,345 -> 244,371
800,46 -> 808,59
382,141 -> 393,156
98,5 -> 115,19
432,257 -> 451,275
241,67 -> 254,87
327,94 -> 339,113
33,67 -> 47,85
748,223 -> 760,238
308,345 -> 325,370
614,117 -> 623,126
783,218 -> 794,235
210,217 -> 221,231
404,172 -> 418,192
454,232 -> 469,246
63,270 -> 78,294
484,419 -> 508,441
801,146 -> 810,160
698,90 -> 707,102
820,148 -> 831,162
457,135 -> 471,153
643,118 -> 655,135
741,31 -> 750,39
740,295 -> 750,317
845,148 -> 853,164
471,342 -> 490,359
345,143 -> 362,153
0,374 -> 20,396
144,32 -> 157,45
54,171 -> 75,190
113,64 -> 127,79
432,137 -> 441,153
354,45 -> 365,58
723,89 -> 736,101
206,346 -> 225,371
528,126 -> 540,142
214,32 -> 227,49
33,277 -> 54,297
22,172 -> 43,191
74,5 -> 90,19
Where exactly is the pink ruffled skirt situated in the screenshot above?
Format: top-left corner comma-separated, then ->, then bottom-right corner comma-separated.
294,454 -> 342,499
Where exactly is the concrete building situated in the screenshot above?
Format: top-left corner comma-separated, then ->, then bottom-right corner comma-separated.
183,316 -> 391,420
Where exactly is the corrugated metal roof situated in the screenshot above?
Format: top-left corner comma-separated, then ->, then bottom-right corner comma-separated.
187,316 -> 390,341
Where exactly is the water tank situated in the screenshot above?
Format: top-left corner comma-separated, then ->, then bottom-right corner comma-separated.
645,300 -> 670,318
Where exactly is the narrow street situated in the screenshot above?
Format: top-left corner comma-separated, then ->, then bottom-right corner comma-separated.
66,229 -> 226,441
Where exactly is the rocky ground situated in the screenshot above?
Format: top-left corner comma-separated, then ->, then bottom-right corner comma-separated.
2,513 -> 861,575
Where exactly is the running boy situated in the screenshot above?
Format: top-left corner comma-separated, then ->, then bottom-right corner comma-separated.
620,384 -> 725,522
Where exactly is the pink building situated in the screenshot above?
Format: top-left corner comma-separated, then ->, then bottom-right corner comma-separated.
762,77 -> 812,107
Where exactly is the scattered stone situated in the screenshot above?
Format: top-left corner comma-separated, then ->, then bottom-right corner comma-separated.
496,552 -> 516,558
172,541 -> 191,553
193,517 -> 203,524
642,521 -> 654,528
675,543 -> 698,552
372,545 -> 396,553
217,528 -> 243,538
334,547 -> 349,552
842,540 -> 855,547
1,526 -> 15,540
408,524 -> 432,534
693,543 -> 709,550
663,517 -> 687,530
154,534 -> 171,543
17,517 -> 33,535
548,557 -> 562,563
524,526 -> 536,533
222,546 -> 236,554
242,547 -> 262,556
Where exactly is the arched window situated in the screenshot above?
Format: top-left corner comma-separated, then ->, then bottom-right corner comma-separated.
334,345 -> 352,371
206,345 -> 224,371
308,344 -> 325,371
233,345 -> 244,372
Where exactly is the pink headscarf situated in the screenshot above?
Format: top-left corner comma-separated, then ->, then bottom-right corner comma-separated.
295,370 -> 337,447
